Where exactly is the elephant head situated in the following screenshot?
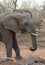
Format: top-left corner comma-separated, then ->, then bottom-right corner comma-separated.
1,13 -> 37,51
18,14 -> 37,51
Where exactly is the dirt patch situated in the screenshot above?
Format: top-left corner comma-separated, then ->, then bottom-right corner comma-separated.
0,57 -> 45,65
0,61 -> 18,65
0,43 -> 45,65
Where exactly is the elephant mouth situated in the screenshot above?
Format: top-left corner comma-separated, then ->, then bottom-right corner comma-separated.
20,29 -> 26,34
20,29 -> 31,34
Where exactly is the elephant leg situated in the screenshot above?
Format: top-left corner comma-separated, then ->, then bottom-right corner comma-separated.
12,32 -> 22,59
0,33 -> 2,41
2,29 -> 13,58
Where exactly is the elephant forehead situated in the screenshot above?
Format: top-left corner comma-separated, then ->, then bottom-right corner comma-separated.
18,15 -> 28,25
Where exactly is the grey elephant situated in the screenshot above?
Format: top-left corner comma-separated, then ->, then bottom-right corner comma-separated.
0,13 -> 37,59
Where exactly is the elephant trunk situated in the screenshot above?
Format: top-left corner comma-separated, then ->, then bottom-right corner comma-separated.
30,33 -> 37,51
28,19 -> 37,51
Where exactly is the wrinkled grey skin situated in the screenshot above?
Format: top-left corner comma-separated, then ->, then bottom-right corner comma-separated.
0,13 -> 37,59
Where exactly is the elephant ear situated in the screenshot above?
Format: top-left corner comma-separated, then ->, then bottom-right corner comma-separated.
1,16 -> 20,32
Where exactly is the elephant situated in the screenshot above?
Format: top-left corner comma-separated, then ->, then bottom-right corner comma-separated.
0,13 -> 37,59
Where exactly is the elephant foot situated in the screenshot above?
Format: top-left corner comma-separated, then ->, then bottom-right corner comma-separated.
15,55 -> 23,59
30,47 -> 37,51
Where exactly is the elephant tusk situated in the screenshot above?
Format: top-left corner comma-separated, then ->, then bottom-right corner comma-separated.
31,33 -> 37,36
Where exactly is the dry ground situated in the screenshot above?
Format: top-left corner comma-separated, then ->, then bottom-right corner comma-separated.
0,43 -> 45,65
